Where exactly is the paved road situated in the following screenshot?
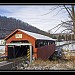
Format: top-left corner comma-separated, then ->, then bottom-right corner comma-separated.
0,61 -> 13,70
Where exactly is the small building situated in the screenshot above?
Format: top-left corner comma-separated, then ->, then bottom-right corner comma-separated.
4,29 -> 56,60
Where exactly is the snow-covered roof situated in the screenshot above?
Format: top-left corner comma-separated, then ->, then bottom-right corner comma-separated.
18,29 -> 55,41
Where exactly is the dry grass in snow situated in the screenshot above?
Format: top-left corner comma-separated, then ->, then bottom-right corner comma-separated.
16,59 -> 75,70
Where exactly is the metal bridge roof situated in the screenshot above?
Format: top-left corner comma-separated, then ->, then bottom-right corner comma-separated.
18,29 -> 55,41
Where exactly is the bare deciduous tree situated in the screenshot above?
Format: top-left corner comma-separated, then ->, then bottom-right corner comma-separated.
43,5 -> 75,34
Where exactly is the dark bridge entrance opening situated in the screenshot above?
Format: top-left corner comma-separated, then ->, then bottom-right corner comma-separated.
7,40 -> 30,59
15,45 -> 29,58
8,45 -> 29,59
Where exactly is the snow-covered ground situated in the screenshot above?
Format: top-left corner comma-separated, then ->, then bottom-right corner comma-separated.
0,39 -> 5,54
56,41 -> 75,51
16,59 -> 75,70
0,40 -> 75,54
0,46 -> 5,54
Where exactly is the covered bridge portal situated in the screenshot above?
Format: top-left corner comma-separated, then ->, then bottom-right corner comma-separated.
4,29 -> 56,61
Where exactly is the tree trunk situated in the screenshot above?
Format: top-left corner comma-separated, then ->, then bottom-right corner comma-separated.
72,5 -> 75,39
72,5 -> 75,33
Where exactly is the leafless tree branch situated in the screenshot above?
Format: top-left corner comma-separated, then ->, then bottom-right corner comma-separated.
63,5 -> 73,20
61,29 -> 73,33
41,5 -> 60,16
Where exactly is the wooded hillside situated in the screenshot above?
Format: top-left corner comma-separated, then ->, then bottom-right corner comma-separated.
0,16 -> 50,39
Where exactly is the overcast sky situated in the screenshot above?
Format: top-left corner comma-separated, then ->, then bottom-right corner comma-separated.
0,5 -> 71,33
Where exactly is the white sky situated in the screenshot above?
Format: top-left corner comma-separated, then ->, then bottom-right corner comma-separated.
0,5 -> 71,33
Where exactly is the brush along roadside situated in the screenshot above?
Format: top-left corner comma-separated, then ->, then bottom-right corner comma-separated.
15,59 -> 75,70
62,49 -> 75,60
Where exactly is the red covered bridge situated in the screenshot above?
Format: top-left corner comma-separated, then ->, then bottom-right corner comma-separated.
4,29 -> 56,60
